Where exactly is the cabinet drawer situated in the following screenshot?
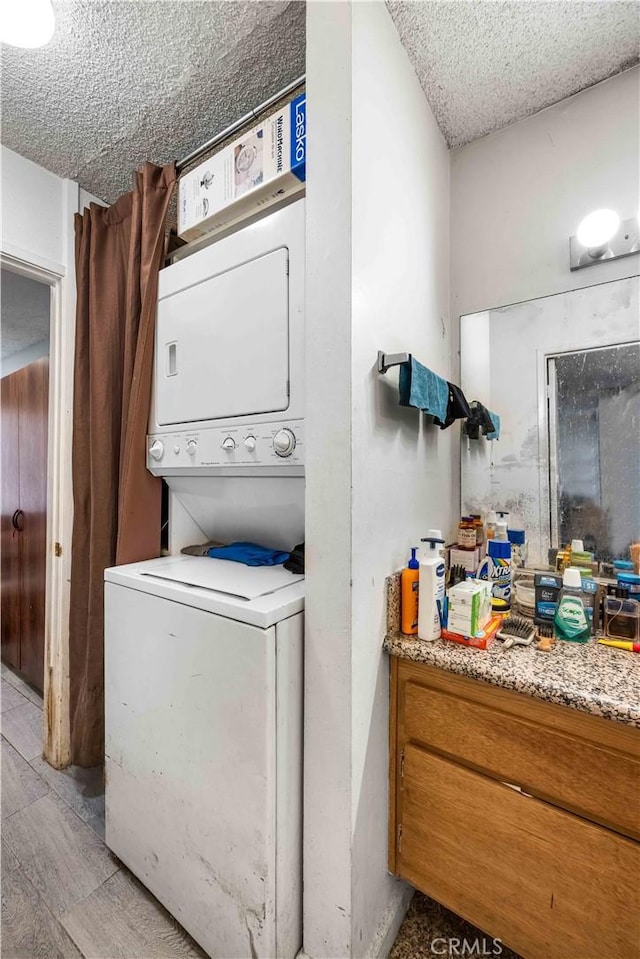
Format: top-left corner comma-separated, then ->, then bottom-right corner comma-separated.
402,675 -> 640,839
398,745 -> 640,959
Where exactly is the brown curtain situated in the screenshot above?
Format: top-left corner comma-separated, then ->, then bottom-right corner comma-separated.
69,162 -> 176,767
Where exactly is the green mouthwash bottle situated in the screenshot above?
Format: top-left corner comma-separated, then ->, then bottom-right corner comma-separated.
554,567 -> 590,643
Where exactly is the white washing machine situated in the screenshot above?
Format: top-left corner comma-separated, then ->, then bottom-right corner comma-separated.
104,200 -> 306,959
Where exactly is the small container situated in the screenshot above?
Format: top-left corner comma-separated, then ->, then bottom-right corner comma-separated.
613,560 -> 634,572
604,597 -> 640,642
470,514 -> 484,548
617,573 -> 640,601
457,517 -> 477,550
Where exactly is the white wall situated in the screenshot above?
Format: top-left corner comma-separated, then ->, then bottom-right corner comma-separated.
0,146 -> 69,273
0,146 -> 101,766
451,66 -> 640,320
350,1 -> 452,955
305,3 -> 354,954
305,3 -> 452,956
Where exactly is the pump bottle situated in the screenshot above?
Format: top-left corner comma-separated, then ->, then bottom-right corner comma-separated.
418,530 -> 446,642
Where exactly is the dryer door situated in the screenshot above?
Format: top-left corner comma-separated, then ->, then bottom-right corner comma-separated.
156,247 -> 289,425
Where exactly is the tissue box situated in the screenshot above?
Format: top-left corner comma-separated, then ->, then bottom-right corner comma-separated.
447,580 -> 492,636
178,93 -> 306,242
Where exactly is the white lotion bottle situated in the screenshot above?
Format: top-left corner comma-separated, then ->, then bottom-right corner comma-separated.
418,530 -> 446,641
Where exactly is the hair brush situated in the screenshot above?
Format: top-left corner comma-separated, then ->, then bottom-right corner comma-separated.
496,616 -> 536,649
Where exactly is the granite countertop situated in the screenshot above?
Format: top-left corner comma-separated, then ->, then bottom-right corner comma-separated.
384,574 -> 640,728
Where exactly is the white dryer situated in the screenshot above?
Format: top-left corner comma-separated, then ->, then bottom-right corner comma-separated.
104,200 -> 306,959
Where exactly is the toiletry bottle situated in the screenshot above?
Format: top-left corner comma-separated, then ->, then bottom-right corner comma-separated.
418,530 -> 446,642
401,548 -> 420,635
485,511 -> 497,551
457,517 -> 477,550
471,514 -> 484,549
476,521 -> 512,609
508,529 -> 527,568
496,510 -> 510,528
554,567 -> 591,643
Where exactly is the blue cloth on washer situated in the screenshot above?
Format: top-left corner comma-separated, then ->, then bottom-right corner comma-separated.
206,541 -> 290,567
486,412 -> 501,440
398,357 -> 448,422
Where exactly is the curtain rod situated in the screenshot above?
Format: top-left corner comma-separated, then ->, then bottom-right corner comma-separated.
176,74 -> 306,173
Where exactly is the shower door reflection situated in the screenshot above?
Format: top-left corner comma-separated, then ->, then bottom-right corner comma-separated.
548,343 -> 640,561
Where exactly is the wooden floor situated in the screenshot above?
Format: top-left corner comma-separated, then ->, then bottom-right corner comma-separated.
2,662 -> 524,959
1,663 -> 205,959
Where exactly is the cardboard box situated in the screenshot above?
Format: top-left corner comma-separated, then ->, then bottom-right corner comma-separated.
448,580 -> 492,635
449,546 -> 480,574
178,93 -> 306,242
442,614 -> 502,650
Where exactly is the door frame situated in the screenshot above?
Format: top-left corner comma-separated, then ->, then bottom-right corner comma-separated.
1,248 -> 73,768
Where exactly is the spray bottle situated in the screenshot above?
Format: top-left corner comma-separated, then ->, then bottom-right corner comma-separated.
418,530 -> 446,641
476,521 -> 512,609
401,548 -> 420,635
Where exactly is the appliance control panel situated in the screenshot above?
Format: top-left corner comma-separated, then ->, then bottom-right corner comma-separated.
147,420 -> 304,473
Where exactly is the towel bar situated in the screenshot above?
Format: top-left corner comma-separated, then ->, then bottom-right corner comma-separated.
377,351 -> 411,374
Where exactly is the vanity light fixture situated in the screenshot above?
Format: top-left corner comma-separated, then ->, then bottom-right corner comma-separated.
570,208 -> 640,271
0,0 -> 55,48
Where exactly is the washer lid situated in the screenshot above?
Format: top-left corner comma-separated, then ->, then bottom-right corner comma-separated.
104,555 -> 304,628
138,556 -> 301,600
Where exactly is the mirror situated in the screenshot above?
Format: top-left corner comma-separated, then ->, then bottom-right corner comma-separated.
460,276 -> 640,567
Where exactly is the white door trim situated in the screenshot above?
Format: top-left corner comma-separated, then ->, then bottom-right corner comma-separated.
2,180 -> 77,767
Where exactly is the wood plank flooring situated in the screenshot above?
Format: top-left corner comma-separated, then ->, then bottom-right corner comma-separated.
1,665 -> 206,958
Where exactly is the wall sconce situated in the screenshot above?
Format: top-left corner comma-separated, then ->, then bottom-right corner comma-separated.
569,208 -> 640,271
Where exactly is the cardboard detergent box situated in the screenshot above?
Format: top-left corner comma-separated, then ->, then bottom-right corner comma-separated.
178,93 -> 306,242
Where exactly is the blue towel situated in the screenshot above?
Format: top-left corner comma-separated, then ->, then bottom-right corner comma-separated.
398,357 -> 448,423
207,542 -> 290,567
486,412 -> 501,440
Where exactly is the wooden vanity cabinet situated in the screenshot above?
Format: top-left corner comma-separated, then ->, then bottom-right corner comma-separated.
389,658 -> 640,959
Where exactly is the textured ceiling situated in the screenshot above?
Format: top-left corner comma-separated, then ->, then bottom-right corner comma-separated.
1,269 -> 51,359
0,0 -> 305,202
2,1 -> 638,203
387,0 -> 640,148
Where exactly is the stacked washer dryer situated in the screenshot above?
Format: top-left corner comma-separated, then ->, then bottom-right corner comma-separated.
104,200 -> 305,959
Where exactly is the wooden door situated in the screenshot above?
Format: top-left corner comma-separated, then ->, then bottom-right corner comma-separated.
17,358 -> 49,690
1,358 -> 49,691
1,373 -> 21,669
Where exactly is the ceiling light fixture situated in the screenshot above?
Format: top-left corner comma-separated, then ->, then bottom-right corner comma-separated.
0,0 -> 55,49
570,208 -> 640,270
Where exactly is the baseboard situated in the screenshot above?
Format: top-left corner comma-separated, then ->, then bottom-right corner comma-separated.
369,881 -> 414,959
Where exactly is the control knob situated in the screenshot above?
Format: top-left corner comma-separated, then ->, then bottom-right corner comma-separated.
149,439 -> 164,461
222,436 -> 236,452
186,439 -> 198,456
273,428 -> 296,457
244,436 -> 257,453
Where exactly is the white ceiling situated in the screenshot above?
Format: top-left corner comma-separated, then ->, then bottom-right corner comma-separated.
1,269 -> 51,360
387,0 -> 640,149
1,1 -> 638,202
